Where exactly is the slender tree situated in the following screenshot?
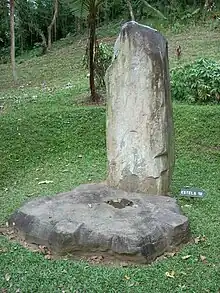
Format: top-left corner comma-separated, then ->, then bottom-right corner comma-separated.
69,0 -> 103,103
10,0 -> 17,82
88,0 -> 98,102
48,0 -> 59,50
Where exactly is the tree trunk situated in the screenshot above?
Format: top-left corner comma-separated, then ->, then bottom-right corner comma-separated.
76,17 -> 81,34
27,22 -> 47,54
54,17 -> 57,42
35,27 -> 47,55
89,17 -> 98,102
126,0 -> 135,21
47,0 -> 58,50
10,0 -> 17,82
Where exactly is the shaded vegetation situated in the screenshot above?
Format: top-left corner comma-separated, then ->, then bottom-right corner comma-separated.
171,58 -> 220,103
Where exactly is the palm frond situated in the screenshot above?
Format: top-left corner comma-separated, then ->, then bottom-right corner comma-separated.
141,0 -> 167,20
65,0 -> 104,19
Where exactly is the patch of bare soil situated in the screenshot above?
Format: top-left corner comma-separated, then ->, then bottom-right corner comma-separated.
74,93 -> 106,107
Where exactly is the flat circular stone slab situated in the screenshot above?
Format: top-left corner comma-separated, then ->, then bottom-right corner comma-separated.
9,183 -> 190,263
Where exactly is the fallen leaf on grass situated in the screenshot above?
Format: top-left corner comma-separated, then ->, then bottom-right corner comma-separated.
39,245 -> 51,256
26,193 -> 35,197
124,275 -> 130,280
200,255 -> 207,263
120,262 -> 129,267
183,204 -> 192,208
194,235 -> 206,244
194,236 -> 200,244
89,255 -> 104,263
182,255 -> 191,260
164,252 -> 176,257
165,270 -> 175,278
39,245 -> 46,253
38,180 -> 54,185
5,273 -> 11,282
201,236 -> 207,242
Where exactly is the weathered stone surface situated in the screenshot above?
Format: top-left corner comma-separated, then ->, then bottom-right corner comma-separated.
9,184 -> 189,263
105,21 -> 174,195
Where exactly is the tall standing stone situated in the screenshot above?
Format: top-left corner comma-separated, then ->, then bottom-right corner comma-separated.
105,21 -> 175,195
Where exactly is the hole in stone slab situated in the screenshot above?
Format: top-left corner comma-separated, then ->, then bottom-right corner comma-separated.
105,198 -> 134,209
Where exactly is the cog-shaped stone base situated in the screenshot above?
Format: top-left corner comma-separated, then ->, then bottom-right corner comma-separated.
9,183 -> 190,263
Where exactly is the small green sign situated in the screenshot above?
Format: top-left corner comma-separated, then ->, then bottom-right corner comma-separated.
180,187 -> 205,198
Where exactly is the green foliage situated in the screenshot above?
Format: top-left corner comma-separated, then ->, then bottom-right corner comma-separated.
171,58 -> 220,104
94,42 -> 113,88
208,15 -> 220,30
82,42 -> 113,89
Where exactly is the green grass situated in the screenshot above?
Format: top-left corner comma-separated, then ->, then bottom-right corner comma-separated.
1,102 -> 220,293
0,23 -> 220,292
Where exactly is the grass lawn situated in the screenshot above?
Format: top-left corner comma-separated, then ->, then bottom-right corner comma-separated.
0,22 -> 220,292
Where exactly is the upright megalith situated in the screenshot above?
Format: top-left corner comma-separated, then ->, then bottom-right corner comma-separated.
8,22 -> 190,265
105,21 -> 174,195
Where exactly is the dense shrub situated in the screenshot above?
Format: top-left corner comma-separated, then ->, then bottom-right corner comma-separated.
82,42 -> 113,89
171,58 -> 220,104
94,42 -> 113,89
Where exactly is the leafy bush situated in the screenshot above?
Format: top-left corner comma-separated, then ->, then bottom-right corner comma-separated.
0,47 -> 10,64
82,42 -> 113,90
171,58 -> 220,104
94,42 -> 113,89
